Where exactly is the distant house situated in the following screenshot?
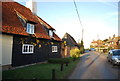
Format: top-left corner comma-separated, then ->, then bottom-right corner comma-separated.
61,33 -> 78,58
90,34 -> 120,53
1,1 -> 62,70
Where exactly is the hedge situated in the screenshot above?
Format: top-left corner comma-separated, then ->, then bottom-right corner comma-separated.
48,58 -> 72,64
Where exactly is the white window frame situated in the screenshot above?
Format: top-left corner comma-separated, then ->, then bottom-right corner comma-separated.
52,46 -> 57,52
22,44 -> 34,54
49,30 -> 53,37
26,23 -> 35,34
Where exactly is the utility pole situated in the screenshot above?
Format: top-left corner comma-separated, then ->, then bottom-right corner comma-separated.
97,34 -> 100,52
73,0 -> 84,42
73,0 -> 84,53
82,29 -> 84,41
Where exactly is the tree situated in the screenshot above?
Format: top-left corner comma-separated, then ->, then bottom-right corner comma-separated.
103,39 -> 108,42
80,40 -> 84,53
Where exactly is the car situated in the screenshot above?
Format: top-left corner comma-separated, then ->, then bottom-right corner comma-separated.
107,49 -> 120,65
85,50 -> 89,53
90,48 -> 96,51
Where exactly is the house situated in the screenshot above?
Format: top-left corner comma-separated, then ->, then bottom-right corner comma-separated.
1,1 -> 62,70
90,40 -> 103,52
61,33 -> 78,58
90,34 -> 120,53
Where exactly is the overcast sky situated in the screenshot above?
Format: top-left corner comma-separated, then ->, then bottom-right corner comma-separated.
17,0 -> 118,48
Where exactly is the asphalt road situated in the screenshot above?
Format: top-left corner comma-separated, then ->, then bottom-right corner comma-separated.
68,51 -> 120,79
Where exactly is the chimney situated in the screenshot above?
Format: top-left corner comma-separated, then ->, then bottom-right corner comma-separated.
26,0 -> 37,15
113,34 -> 115,38
109,36 -> 111,40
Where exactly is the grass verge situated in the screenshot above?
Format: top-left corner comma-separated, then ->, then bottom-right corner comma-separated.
2,58 -> 80,79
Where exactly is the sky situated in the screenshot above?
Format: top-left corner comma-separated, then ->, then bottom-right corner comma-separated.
16,0 -> 118,48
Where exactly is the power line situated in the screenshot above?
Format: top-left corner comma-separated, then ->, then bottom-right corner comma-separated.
73,0 -> 84,41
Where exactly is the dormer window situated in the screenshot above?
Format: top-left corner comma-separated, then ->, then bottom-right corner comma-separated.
26,23 -> 35,34
49,30 -> 53,37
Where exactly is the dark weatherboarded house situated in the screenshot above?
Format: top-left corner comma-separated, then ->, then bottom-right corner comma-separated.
61,33 -> 78,58
1,1 -> 62,69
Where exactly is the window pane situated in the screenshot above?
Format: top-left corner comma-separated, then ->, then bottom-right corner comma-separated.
23,46 -> 26,52
31,25 -> 34,34
23,45 -> 28,52
29,46 -> 33,52
49,30 -> 53,37
29,46 -> 31,52
27,24 -> 30,33
52,46 -> 54,51
26,46 -> 28,52
55,47 -> 57,52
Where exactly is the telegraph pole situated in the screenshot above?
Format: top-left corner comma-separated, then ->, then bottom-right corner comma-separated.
73,0 -> 84,53
97,34 -> 100,52
82,29 -> 84,41
73,0 -> 84,42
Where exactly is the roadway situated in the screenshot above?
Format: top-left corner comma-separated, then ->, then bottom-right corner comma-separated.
68,51 -> 120,79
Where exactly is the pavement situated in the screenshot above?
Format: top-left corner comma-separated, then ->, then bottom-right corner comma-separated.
68,51 -> 120,79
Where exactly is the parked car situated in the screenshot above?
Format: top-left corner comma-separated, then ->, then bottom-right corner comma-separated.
85,50 -> 90,53
107,49 -> 120,65
90,48 -> 96,51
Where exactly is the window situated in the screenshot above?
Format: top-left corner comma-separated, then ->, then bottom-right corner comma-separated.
49,30 -> 53,37
112,42 -> 114,44
119,40 -> 120,44
22,44 -> 34,54
52,46 -> 57,52
26,23 -> 35,34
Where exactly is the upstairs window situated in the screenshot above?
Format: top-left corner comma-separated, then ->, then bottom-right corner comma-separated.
27,23 -> 35,34
49,30 -> 53,37
22,44 -> 34,54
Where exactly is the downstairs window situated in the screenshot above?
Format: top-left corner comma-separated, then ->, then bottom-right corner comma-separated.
22,44 -> 34,54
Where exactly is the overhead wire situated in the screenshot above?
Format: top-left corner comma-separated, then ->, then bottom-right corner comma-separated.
73,0 -> 84,41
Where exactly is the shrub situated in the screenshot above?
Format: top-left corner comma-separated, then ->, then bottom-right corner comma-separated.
70,48 -> 80,58
48,58 -> 71,64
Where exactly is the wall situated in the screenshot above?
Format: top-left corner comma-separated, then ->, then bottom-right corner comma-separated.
12,35 -> 49,67
1,34 -> 13,66
48,41 -> 62,58
12,35 -> 61,67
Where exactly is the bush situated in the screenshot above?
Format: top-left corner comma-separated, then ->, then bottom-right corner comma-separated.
48,58 -> 71,64
70,48 -> 80,58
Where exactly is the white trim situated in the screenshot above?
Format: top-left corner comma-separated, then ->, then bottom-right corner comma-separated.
52,46 -> 57,52
22,44 -> 34,54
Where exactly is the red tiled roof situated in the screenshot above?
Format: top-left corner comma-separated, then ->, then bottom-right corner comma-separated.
53,33 -> 62,41
2,2 -> 50,39
37,16 -> 62,41
37,16 -> 55,30
1,2 -> 62,41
